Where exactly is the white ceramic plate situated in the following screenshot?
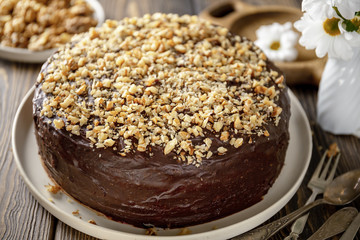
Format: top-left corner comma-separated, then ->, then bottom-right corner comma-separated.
12,87 -> 312,240
0,0 -> 105,63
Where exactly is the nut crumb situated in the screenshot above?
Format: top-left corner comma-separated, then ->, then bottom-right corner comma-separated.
234,138 -> 244,148
45,184 -> 61,194
145,227 -> 157,236
327,143 -> 340,157
53,119 -> 65,129
72,210 -> 80,216
88,219 -> 96,225
217,147 -> 227,155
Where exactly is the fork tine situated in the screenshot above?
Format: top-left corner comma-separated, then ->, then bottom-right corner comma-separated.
326,153 -> 341,181
311,150 -> 328,179
320,154 -> 333,179
286,148 -> 340,240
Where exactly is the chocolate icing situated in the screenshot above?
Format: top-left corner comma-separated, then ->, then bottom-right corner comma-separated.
33,78 -> 289,228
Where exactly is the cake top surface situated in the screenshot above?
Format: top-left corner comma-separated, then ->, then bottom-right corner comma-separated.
36,13 -> 286,166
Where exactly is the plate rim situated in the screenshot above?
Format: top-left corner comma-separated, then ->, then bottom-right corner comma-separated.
11,86 -> 312,240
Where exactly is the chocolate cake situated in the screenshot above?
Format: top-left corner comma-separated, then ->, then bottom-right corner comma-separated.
33,13 -> 290,228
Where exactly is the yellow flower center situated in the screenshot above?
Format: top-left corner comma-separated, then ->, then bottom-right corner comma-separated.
323,17 -> 341,36
270,41 -> 280,50
351,16 -> 360,29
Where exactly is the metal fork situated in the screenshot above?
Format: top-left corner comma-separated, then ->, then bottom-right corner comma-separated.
284,149 -> 341,240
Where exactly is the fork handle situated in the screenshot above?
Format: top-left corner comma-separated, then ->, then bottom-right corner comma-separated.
233,199 -> 325,240
283,189 -> 322,240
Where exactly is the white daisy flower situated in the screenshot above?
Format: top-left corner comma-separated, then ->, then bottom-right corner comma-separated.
294,13 -> 357,60
254,22 -> 298,62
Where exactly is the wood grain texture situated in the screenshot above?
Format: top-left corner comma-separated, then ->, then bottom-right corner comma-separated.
0,62 -> 55,240
0,0 -> 359,240
54,221 -> 98,240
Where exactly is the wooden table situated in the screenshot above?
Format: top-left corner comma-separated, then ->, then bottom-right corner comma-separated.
1,0 -> 359,239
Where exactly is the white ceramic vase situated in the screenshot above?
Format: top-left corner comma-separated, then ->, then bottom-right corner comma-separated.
317,48 -> 360,137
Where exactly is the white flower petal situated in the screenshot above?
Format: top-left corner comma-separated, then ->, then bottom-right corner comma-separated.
294,15 -> 312,32
302,0 -> 334,18
256,26 -> 271,39
347,33 -> 360,47
315,36 -> 332,57
280,48 -> 298,61
331,36 -> 353,60
281,31 -> 299,47
299,21 -> 324,49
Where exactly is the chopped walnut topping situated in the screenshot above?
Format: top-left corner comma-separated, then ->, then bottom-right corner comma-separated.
72,209 -> 80,216
264,130 -> 270,137
37,13 -> 285,165
217,147 -> 227,155
220,131 -> 229,142
164,138 -> 177,155
213,121 -> 224,132
45,184 -> 61,194
327,143 -> 340,157
0,0 -> 97,51
233,138 -> 244,148
88,219 -> 96,225
145,227 -> 157,236
104,139 -> 115,147
53,119 -> 65,129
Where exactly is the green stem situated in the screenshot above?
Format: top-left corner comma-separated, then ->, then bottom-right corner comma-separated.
333,6 -> 359,32
333,6 -> 347,21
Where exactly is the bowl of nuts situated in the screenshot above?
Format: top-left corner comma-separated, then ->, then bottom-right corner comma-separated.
0,0 -> 105,63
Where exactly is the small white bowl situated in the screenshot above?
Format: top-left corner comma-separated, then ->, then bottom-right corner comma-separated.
0,0 -> 105,63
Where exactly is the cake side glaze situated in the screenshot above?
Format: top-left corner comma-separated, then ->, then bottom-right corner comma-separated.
33,13 -> 290,228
